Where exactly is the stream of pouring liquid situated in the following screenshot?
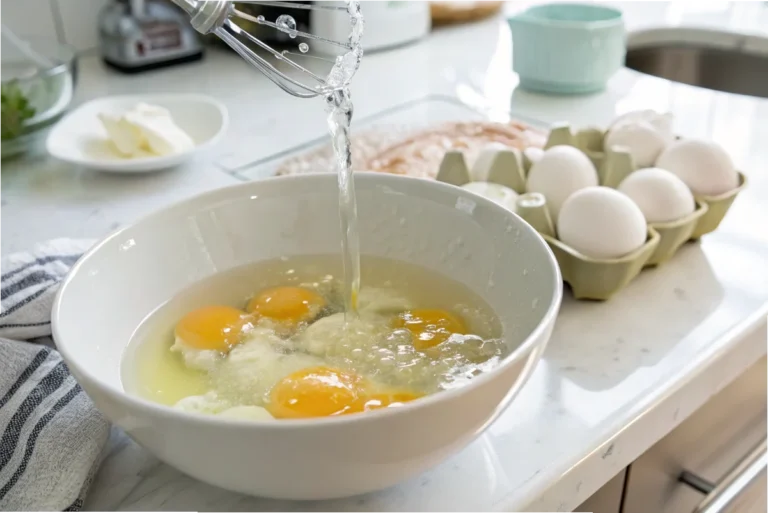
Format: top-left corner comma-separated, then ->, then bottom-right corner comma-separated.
326,1 -> 364,319
327,88 -> 360,318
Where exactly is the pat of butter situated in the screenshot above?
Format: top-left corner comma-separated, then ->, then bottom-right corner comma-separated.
98,112 -> 143,156
98,102 -> 195,158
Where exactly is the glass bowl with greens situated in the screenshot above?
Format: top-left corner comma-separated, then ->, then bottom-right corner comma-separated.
1,37 -> 77,159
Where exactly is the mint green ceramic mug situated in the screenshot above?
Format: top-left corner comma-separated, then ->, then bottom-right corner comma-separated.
508,3 -> 625,94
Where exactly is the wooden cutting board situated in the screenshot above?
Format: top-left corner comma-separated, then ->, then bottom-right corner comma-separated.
429,0 -> 504,26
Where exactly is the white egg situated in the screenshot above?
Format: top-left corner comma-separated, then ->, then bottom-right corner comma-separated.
523,147 -> 544,167
526,145 -> 599,219
217,405 -> 274,421
656,139 -> 738,196
461,181 -> 519,213
170,338 -> 222,372
558,186 -> 647,259
604,120 -> 668,168
610,110 -> 675,144
618,168 -> 696,223
470,142 -> 510,181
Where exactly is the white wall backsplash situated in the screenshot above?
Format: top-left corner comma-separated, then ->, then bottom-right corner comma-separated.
2,0 -> 61,42
54,0 -> 108,52
2,0 -> 110,53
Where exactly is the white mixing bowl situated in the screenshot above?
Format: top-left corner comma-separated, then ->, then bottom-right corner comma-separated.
52,173 -> 561,500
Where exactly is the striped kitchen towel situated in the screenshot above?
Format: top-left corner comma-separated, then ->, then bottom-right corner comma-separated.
0,239 -> 109,512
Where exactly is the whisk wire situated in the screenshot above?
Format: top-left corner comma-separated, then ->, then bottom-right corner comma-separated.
219,22 -> 319,97
224,19 -> 328,89
169,0 -> 360,99
239,1 -> 348,12
233,8 -> 352,50
280,51 -> 336,64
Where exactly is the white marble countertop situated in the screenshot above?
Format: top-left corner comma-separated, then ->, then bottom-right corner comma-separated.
2,2 -> 768,511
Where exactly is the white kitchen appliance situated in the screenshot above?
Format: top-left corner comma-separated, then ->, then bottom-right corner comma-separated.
311,1 -> 431,53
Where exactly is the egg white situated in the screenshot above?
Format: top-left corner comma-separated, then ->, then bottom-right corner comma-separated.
174,391 -> 231,414
293,287 -> 412,357
295,308 -> 506,394
170,337 -> 222,372
357,287 -> 414,315
169,286 -> 507,413
297,312 -> 387,358
211,330 -> 325,404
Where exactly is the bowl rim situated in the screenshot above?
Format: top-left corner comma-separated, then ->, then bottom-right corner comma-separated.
509,3 -> 624,29
1,38 -> 76,83
52,172 -> 562,429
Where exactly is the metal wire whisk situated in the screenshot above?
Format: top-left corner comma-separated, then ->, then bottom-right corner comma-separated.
170,1 -> 362,99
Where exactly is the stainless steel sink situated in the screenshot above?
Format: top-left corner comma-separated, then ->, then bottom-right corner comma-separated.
625,40 -> 768,99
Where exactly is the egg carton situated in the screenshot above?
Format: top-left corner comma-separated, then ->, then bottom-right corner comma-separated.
435,124 -> 747,301
545,124 -> 748,240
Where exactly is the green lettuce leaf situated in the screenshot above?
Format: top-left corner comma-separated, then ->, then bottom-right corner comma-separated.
1,81 -> 36,140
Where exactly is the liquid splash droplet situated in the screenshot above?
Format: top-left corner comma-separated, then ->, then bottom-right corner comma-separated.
299,42 -> 309,53
256,15 -> 265,22
276,14 -> 298,38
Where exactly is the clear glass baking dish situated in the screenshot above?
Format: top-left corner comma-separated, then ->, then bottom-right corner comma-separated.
226,94 -> 548,182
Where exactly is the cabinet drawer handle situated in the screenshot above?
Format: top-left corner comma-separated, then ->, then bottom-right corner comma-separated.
679,438 -> 767,513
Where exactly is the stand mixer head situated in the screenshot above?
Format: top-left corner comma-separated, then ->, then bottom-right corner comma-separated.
170,0 -> 363,98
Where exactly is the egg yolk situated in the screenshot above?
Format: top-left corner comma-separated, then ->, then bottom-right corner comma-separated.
267,366 -> 365,419
246,286 -> 325,327
393,309 -> 467,350
174,305 -> 252,352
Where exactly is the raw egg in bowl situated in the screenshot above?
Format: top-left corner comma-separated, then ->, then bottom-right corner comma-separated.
52,173 -> 561,500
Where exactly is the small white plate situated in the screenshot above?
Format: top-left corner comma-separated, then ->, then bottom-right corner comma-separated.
46,93 -> 228,173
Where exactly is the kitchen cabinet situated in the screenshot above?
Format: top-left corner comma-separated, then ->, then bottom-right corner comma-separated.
622,357 -> 766,513
574,357 -> 766,513
574,357 -> 768,513
574,470 -> 626,513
